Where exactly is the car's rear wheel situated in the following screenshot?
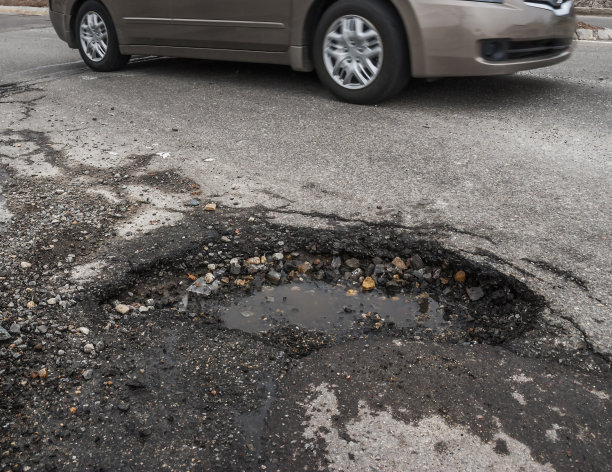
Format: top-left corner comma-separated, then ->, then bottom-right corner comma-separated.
313,0 -> 410,104
76,0 -> 130,72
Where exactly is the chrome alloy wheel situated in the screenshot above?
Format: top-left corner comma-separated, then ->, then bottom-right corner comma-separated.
79,11 -> 108,63
322,15 -> 384,90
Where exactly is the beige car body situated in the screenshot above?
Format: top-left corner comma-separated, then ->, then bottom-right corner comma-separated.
50,0 -> 576,77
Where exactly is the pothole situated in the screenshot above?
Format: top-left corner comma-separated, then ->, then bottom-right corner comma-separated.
102,226 -> 543,358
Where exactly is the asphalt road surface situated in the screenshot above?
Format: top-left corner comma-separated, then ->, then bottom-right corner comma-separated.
0,12 -> 610,472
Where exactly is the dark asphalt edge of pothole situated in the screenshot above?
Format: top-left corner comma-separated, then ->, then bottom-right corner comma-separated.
68,204 -> 610,372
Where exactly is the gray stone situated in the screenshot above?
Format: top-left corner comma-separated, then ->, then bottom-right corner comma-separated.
37,325 -> 48,334
83,369 -> 93,380
344,258 -> 360,269
188,278 -> 220,298
0,326 -> 11,341
9,323 -> 21,335
331,256 -> 342,270
267,270 -> 282,284
186,198 -> 200,207
230,258 -> 241,275
272,252 -> 284,262
410,254 -> 425,270
467,286 -> 485,301
83,343 -> 95,354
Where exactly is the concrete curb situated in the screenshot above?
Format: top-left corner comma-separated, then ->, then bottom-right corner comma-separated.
575,7 -> 612,17
0,6 -> 48,16
576,27 -> 612,40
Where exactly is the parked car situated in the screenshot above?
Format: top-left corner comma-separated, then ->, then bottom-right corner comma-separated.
49,0 -> 576,104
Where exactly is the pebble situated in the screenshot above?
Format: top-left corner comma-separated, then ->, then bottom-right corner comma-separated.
230,258 -> 242,275
186,198 -> 200,207
83,343 -> 95,354
77,327 -> 90,335
410,255 -> 425,270
454,271 -> 466,283
26,301 -> 36,309
9,322 -> 21,334
466,286 -> 485,301
47,298 -> 57,305
115,304 -> 131,314
0,326 -> 11,341
344,258 -> 360,269
37,325 -> 48,334
391,257 -> 407,270
362,277 -> 376,291
204,203 -> 217,211
20,261 -> 32,269
245,257 -> 261,265
82,369 -> 93,380
204,272 -> 215,284
297,261 -> 313,274
266,270 -> 281,284
188,278 -> 220,297
272,253 -> 284,262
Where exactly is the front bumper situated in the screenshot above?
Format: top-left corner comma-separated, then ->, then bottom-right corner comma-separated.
50,8 -> 77,48
410,0 -> 576,77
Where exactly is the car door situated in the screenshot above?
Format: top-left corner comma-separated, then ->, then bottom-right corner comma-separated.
169,0 -> 291,52
105,0 -> 176,46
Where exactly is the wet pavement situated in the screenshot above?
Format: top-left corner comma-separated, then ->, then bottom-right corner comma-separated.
0,13 -> 610,472
217,281 -> 444,334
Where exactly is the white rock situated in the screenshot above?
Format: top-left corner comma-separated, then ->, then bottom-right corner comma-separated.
77,327 -> 90,335
597,29 -> 612,41
20,261 -> 32,269
83,343 -> 95,354
576,29 -> 594,41
115,304 -> 131,314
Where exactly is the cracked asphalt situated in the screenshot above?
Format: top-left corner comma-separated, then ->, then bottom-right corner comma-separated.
0,12 -> 610,472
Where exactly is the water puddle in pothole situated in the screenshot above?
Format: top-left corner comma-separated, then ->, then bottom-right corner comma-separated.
216,280 -> 446,334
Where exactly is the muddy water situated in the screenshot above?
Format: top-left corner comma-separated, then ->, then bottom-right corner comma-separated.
219,281 -> 446,334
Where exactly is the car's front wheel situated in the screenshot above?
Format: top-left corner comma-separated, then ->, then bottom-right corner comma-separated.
75,0 -> 130,72
313,0 -> 410,104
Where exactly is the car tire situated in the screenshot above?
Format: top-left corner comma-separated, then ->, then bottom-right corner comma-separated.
313,0 -> 410,104
75,0 -> 130,72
